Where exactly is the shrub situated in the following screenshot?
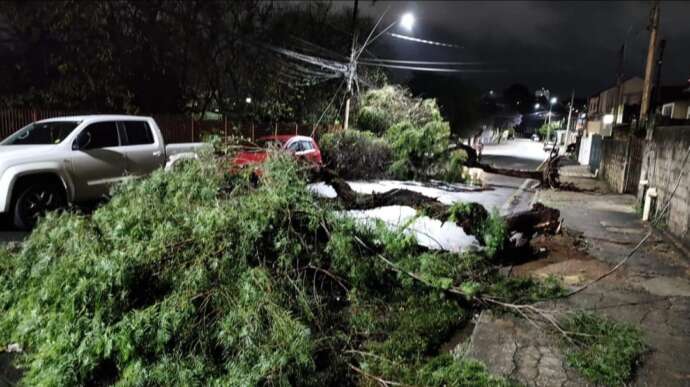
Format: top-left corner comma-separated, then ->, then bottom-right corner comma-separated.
319,129 -> 393,180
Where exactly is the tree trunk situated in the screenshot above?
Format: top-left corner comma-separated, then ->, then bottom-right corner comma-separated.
315,169 -> 561,244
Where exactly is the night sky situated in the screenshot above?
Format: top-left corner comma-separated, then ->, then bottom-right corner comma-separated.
345,0 -> 690,99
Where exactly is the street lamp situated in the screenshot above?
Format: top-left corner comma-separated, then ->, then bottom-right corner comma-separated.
534,103 -> 541,109
245,97 -> 252,104
400,13 -> 415,31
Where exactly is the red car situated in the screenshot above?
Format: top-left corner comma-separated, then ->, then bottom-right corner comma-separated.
232,134 -> 323,171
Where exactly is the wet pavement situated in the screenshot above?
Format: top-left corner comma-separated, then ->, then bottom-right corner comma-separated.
465,165 -> 690,386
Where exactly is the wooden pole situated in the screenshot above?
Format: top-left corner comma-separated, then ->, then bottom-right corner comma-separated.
640,0 -> 660,123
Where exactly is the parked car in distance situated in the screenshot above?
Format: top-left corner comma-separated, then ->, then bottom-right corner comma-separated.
231,135 -> 323,172
0,115 -> 207,229
543,140 -> 556,151
531,134 -> 540,142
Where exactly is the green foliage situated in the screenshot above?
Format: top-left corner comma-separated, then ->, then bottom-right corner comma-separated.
354,85 -> 471,181
319,130 -> 393,179
0,153 -> 518,385
356,85 -> 441,135
448,204 -> 505,257
488,275 -> 565,304
385,120 -> 452,180
537,122 -> 560,141
481,210 -> 508,258
561,312 -> 646,386
442,150 -> 469,183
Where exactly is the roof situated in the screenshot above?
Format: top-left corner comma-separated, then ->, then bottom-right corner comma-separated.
36,114 -> 153,123
590,76 -> 644,98
256,134 -> 313,142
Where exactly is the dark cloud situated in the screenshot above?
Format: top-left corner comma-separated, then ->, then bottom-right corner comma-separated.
342,0 -> 690,98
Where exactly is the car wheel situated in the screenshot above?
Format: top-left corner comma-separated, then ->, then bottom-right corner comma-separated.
12,183 -> 66,230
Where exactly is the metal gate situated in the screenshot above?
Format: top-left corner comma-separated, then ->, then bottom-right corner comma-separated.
589,135 -> 603,172
623,138 -> 644,194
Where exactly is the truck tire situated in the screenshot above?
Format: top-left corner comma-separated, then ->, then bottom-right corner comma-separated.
12,183 -> 66,230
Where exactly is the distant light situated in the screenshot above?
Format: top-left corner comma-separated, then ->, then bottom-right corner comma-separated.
550,97 -> 557,104
400,13 -> 415,31
534,103 -> 541,109
245,97 -> 252,104
603,114 -> 614,124
579,113 -> 586,118
489,90 -> 494,95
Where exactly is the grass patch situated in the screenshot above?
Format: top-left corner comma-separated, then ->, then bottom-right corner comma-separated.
561,312 -> 646,386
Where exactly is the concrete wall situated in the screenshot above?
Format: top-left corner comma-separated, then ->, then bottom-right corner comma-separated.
601,137 -> 629,193
638,126 -> 690,244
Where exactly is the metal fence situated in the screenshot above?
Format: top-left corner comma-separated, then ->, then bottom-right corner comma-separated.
0,109 -> 338,143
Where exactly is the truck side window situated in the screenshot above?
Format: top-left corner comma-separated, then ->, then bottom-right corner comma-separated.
80,121 -> 120,149
123,121 -> 154,145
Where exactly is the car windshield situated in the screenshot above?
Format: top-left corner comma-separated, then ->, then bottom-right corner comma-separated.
1,121 -> 80,145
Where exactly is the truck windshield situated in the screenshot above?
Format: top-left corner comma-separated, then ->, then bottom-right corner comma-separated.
1,121 -> 80,145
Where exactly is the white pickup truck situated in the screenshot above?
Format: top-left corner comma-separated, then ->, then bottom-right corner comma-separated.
0,115 -> 207,229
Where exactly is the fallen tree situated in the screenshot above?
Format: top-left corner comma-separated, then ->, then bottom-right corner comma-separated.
449,142 -> 563,188
317,168 -> 561,248
0,154 -> 565,386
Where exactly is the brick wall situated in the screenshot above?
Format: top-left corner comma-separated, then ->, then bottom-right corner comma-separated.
638,126 -> 690,244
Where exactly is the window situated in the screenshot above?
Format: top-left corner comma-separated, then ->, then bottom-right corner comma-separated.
80,121 -> 120,149
300,140 -> 314,151
287,141 -> 301,152
122,121 -> 154,145
661,104 -> 673,117
1,121 -> 79,145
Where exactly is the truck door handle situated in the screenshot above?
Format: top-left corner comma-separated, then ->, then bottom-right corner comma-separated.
153,151 -> 162,157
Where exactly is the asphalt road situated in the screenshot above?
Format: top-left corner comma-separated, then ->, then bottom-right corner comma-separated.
479,139 -> 550,214
481,138 -> 550,170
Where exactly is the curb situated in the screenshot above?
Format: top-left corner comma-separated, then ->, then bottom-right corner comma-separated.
501,178 -> 540,215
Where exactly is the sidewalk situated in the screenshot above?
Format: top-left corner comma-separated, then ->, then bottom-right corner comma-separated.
467,167 -> 690,386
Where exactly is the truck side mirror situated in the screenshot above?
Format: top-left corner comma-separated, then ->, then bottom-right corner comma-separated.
72,131 -> 91,150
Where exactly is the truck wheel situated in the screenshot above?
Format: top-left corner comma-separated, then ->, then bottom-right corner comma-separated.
12,183 -> 66,230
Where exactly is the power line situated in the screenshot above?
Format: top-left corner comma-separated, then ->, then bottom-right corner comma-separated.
388,32 -> 462,49
359,58 -> 484,66
359,62 -> 502,73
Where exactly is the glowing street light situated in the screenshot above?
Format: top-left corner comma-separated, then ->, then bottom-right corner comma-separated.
245,97 -> 252,104
550,97 -> 558,104
534,103 -> 541,109
400,13 -> 415,31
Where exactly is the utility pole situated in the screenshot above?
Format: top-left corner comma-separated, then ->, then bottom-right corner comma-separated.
640,0 -> 661,123
566,90 -> 575,144
650,39 -> 666,117
613,43 -> 625,124
343,0 -> 359,131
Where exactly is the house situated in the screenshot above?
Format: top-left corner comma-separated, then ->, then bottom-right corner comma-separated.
658,85 -> 690,121
578,76 -> 643,169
